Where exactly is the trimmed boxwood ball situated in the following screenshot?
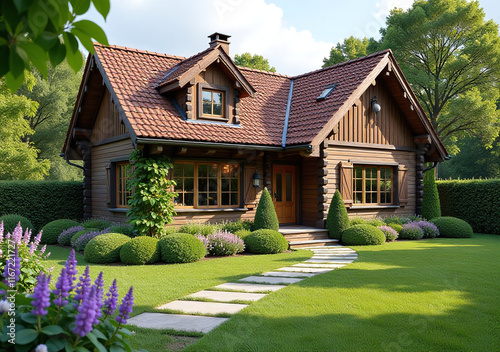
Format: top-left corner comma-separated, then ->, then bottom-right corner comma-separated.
234,229 -> 251,240
84,233 -> 131,264
431,217 -> 473,238
120,236 -> 160,265
244,229 -> 289,254
0,214 -> 34,233
159,233 -> 206,264
387,223 -> 403,233
253,188 -> 279,231
40,219 -> 80,244
341,225 -> 385,246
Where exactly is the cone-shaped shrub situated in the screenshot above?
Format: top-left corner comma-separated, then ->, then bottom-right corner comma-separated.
422,171 -> 441,220
326,190 -> 350,239
253,188 -> 279,231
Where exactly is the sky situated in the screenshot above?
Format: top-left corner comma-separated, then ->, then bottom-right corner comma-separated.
83,0 -> 500,76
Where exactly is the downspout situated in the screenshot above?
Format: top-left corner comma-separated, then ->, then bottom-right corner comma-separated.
282,79 -> 294,147
59,153 -> 85,171
423,155 -> 451,173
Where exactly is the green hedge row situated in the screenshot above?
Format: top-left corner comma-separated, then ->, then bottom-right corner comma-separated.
437,179 -> 500,235
0,181 -> 83,230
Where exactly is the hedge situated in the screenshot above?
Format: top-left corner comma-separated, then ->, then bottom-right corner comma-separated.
437,179 -> 500,235
0,181 -> 83,230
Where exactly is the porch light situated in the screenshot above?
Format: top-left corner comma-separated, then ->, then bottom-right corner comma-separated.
371,95 -> 381,115
253,171 -> 261,188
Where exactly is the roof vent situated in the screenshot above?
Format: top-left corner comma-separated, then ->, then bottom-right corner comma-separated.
316,83 -> 337,101
208,32 -> 231,54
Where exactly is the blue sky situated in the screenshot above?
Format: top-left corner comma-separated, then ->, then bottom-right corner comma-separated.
84,0 -> 500,75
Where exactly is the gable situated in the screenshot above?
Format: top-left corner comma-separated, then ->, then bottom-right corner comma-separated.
328,77 -> 414,148
90,90 -> 128,144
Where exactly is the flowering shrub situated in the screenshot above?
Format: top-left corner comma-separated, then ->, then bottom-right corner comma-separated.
73,228 -> 111,252
197,231 -> 245,256
0,222 -> 50,292
413,221 -> 440,238
58,226 -> 85,246
378,226 -> 399,242
0,250 -> 135,351
399,223 -> 425,240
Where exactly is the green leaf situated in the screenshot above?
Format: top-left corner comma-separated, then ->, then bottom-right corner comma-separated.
46,335 -> 68,351
63,32 -> 83,72
34,31 -> 59,50
5,71 -> 25,92
110,345 -> 126,352
63,31 -> 79,54
15,328 -> 39,345
27,2 -> 48,37
49,41 -> 66,67
20,313 -> 39,324
72,20 -> 109,45
86,331 -> 107,352
17,40 -> 48,77
41,325 -> 65,336
13,0 -> 32,12
91,328 -> 107,340
9,46 -> 25,78
118,327 -> 133,336
92,0 -> 110,19
71,0 -> 91,15
71,27 -> 94,54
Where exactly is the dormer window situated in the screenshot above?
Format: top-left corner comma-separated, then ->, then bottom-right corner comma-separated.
316,83 -> 337,101
202,89 -> 224,117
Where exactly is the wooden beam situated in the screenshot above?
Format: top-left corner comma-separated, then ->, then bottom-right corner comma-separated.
175,146 -> 188,155
72,128 -> 92,140
149,145 -> 163,155
205,149 -> 216,156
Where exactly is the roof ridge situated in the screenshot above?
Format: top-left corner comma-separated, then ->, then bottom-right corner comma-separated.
292,49 -> 392,79
93,42 -> 186,60
238,65 -> 291,78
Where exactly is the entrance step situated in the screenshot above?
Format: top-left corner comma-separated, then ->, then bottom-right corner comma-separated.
279,225 -> 338,249
127,312 -> 228,333
289,239 -> 340,249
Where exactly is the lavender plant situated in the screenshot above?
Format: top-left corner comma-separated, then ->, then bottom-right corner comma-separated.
58,226 -> 85,246
378,225 -> 399,242
0,249 -> 135,351
73,228 -> 111,252
0,222 -> 50,292
399,223 -> 425,240
198,231 -> 245,256
413,220 -> 440,238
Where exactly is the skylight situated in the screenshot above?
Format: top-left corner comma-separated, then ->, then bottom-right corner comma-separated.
316,83 -> 337,101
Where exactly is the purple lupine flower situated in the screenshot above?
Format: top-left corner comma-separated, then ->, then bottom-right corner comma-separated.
39,245 -> 47,255
116,286 -> 134,325
5,232 -> 10,240
12,223 -> 22,244
73,285 -> 98,337
0,221 -> 4,242
34,230 -> 42,246
65,250 -> 78,290
23,228 -> 31,244
29,243 -> 36,255
31,273 -> 51,316
103,279 -> 119,316
74,266 -> 91,306
52,267 -> 71,307
94,272 -> 104,321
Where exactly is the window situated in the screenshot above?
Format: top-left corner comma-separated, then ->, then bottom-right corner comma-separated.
202,89 -> 224,117
116,162 -> 132,207
353,165 -> 392,205
173,162 -> 240,208
316,83 -> 337,101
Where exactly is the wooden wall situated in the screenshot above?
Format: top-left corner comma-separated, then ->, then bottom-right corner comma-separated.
90,90 -> 127,143
325,146 -> 416,218
329,79 -> 414,147
301,157 -> 319,226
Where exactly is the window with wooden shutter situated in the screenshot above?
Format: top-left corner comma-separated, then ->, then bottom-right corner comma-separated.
398,165 -> 408,206
339,161 -> 353,206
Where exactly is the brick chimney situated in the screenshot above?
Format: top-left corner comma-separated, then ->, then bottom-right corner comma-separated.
208,32 -> 231,55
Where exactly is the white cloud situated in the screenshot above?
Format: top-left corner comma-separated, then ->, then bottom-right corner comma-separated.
89,0 -> 334,75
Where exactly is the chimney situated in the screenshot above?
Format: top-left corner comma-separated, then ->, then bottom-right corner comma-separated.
208,32 -> 231,54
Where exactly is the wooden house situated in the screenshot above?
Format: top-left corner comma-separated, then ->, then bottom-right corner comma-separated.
63,33 -> 447,244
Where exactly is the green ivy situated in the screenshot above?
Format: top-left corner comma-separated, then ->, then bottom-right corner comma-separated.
126,150 -> 177,237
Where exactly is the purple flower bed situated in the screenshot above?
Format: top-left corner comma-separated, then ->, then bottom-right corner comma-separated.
412,220 -> 440,238
74,228 -> 111,252
58,225 -> 85,246
378,225 -> 399,242
399,223 -> 425,240
197,231 -> 245,256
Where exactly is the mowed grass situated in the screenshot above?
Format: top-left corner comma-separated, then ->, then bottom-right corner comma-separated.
185,234 -> 500,352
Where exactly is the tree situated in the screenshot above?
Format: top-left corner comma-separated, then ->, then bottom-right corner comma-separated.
0,77 -> 49,180
378,0 -> 500,153
421,170 -> 441,220
253,188 -> 279,231
323,36 -> 378,67
17,60 -> 83,181
0,0 -> 109,91
234,53 -> 276,72
326,190 -> 350,239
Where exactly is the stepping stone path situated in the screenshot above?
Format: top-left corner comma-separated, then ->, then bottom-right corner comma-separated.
128,245 -> 358,334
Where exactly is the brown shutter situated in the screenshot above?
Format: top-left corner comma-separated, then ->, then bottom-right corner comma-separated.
339,161 -> 353,207
105,163 -> 111,206
244,166 -> 257,209
398,165 -> 408,206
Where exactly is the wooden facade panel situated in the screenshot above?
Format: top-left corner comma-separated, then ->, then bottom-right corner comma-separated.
301,157 -> 319,226
326,146 -> 416,218
90,90 -> 128,143
329,78 -> 414,147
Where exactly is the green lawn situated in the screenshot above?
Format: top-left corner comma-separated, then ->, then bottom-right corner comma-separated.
185,234 -> 500,352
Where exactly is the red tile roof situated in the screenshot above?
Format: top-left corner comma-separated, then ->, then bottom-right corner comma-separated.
90,44 -> 394,147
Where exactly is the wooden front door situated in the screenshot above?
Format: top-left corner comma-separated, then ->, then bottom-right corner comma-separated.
272,165 -> 296,224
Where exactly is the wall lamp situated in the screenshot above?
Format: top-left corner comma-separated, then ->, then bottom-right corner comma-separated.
371,95 -> 381,115
253,171 -> 261,188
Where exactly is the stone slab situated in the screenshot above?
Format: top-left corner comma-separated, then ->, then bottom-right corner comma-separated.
311,249 -> 357,253
293,263 -> 347,268
186,290 -> 267,302
305,259 -> 354,264
312,256 -> 358,260
214,282 -> 286,293
261,271 -> 317,278
157,300 -> 248,315
127,312 -> 228,333
239,276 -> 303,285
275,266 -> 334,273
